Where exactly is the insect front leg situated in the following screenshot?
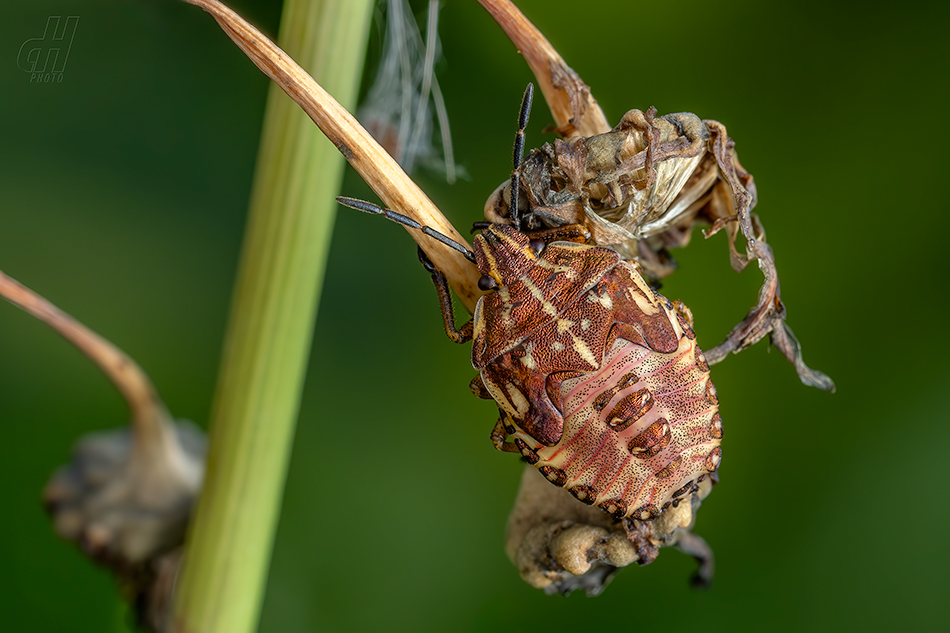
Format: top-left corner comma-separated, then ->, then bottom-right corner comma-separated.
417,246 -> 473,344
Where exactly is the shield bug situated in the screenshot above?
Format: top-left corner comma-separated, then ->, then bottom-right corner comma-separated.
337,83 -> 721,563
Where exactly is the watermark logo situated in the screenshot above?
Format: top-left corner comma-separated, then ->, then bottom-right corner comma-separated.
17,16 -> 79,83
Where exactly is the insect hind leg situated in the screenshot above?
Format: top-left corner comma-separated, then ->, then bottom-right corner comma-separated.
674,529 -> 715,588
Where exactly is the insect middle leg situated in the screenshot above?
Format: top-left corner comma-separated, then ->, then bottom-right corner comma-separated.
490,412 -> 519,453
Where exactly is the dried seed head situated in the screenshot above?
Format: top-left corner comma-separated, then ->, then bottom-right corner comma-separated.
44,420 -> 206,568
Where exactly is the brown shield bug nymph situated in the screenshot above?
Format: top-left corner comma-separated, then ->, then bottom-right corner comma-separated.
337,84 -> 721,582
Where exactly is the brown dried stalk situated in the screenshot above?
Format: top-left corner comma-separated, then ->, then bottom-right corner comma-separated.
0,269 -> 205,568
476,0 -> 610,138
0,270 -> 164,439
182,0 -> 481,313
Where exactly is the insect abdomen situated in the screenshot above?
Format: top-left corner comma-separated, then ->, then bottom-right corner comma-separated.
514,312 -> 722,521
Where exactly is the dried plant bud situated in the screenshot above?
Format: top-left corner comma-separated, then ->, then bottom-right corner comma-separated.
506,466 -> 714,595
44,420 -> 205,567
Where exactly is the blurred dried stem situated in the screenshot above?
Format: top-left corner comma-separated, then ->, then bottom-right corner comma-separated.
0,268 -> 204,592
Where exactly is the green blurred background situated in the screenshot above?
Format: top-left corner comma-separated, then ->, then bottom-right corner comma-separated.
1,1 -> 948,631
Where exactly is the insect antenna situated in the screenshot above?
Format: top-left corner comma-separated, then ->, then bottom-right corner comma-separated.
336,196 -> 476,264
510,83 -> 534,232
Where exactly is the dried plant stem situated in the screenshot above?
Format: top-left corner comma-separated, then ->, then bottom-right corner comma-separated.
477,0 -> 610,138
0,269 -> 173,452
171,1 -> 374,632
182,0 -> 480,312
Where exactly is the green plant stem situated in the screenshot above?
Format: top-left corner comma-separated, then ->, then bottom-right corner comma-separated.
172,1 -> 373,632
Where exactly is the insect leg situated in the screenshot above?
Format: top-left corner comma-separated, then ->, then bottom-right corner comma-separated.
417,246 -> 473,344
622,518 -> 659,566
469,374 -> 493,400
671,300 -> 694,328
673,529 -> 715,588
490,414 -> 519,453
524,224 -> 591,245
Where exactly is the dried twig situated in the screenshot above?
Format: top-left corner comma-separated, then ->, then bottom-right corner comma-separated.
0,270 -> 165,439
476,0 -> 610,138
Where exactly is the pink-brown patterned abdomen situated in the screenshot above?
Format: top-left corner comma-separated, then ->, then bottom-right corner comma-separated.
514,330 -> 722,520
